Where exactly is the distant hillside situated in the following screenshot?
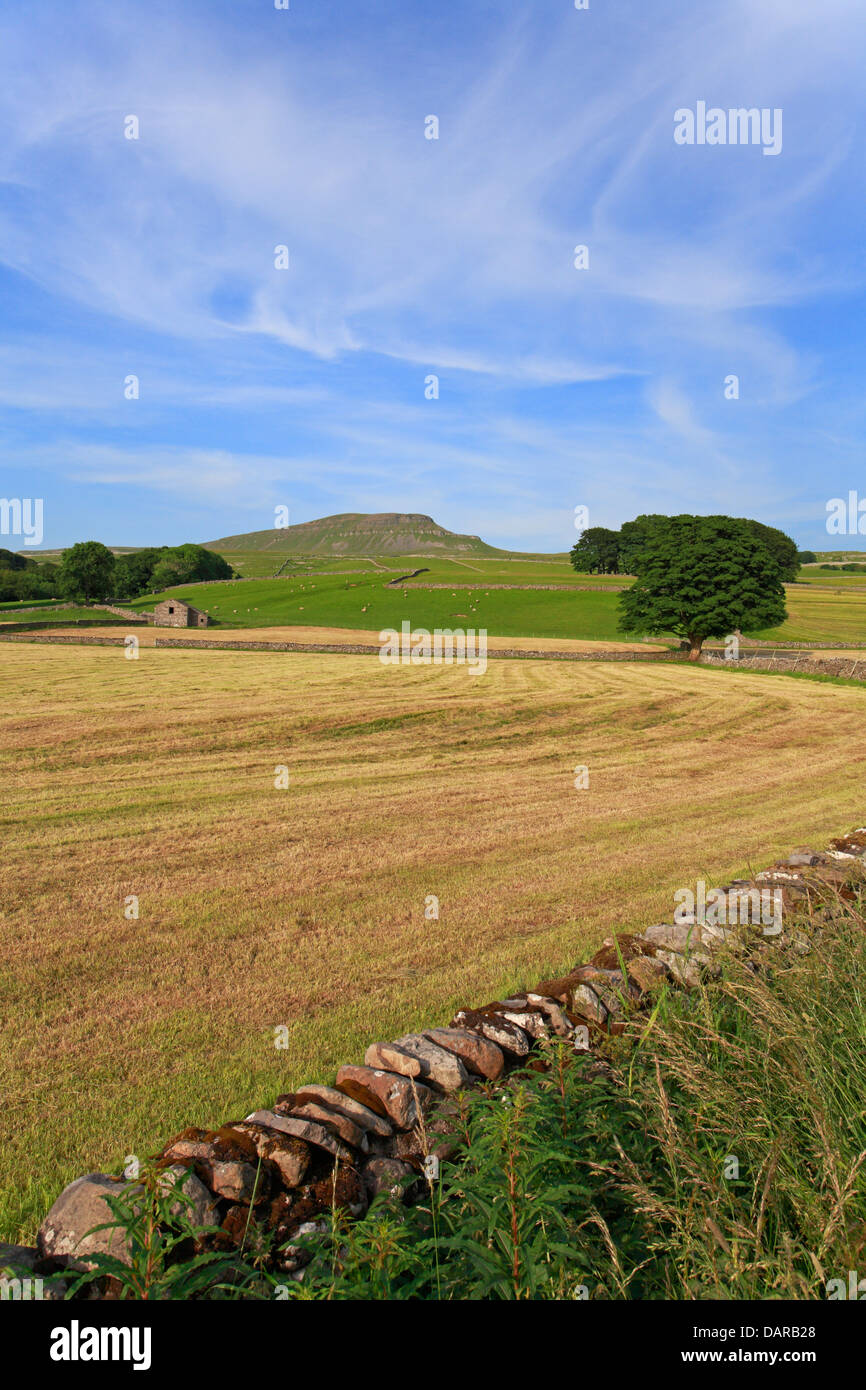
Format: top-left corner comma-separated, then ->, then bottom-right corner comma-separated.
205,512 -> 515,558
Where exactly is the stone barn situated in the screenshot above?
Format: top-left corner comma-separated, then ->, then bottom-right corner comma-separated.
153,598 -> 210,629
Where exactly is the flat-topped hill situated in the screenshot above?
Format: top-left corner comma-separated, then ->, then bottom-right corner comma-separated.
205,512 -> 514,557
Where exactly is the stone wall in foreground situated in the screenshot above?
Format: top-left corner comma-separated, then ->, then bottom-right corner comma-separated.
4,826 -> 864,1291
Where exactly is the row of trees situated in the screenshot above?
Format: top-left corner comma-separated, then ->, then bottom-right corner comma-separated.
571,517 -> 810,583
570,514 -> 791,659
0,542 -> 233,605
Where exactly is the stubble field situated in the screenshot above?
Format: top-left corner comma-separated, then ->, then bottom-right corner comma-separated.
1,642 -> 864,1241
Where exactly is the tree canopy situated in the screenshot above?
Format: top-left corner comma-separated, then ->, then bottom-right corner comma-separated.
59,541 -> 116,603
617,514 -> 787,659
569,526 -> 621,574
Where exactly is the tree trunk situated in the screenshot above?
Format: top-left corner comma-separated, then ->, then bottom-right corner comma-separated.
687,634 -> 703,662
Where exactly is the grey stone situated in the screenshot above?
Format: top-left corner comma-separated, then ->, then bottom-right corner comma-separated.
450,1010 -> 532,1057
525,995 -> 573,1036
245,1110 -> 355,1163
390,1034 -> 470,1092
288,1101 -> 370,1152
37,1167 -> 216,1272
423,1026 -> 505,1079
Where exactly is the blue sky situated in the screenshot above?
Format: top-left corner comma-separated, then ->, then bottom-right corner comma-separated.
1,0 -> 865,552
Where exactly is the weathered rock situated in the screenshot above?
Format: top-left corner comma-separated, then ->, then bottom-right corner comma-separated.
652,949 -> 702,987
641,922 -> 723,956
586,933 -> 657,971
626,955 -> 671,995
493,1008 -> 548,1040
389,1034 -> 470,1092
161,1136 -> 213,1164
525,994 -> 573,1036
392,1130 -> 424,1162
244,1110 -> 355,1164
287,1085 -> 393,1138
0,1243 -> 39,1272
362,1157 -> 416,1201
202,1160 -> 264,1205
450,1008 -> 532,1056
423,1026 -> 505,1079
567,983 -> 608,1024
335,1065 -> 433,1130
286,1101 -> 370,1153
364,1041 -> 424,1078
229,1122 -> 312,1189
160,1123 -> 260,1168
38,1167 -> 217,1271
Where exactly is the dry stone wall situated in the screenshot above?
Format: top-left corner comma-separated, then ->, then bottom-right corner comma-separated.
702,652 -> 866,679
6,826 -> 864,1292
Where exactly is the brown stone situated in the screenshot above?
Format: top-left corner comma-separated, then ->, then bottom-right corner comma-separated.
244,1110 -> 355,1164
364,1041 -> 424,1078
202,1160 -> 265,1205
389,1034 -> 470,1091
362,1157 -> 416,1201
586,933 -> 655,971
625,955 -> 671,995
285,1101 -> 370,1152
289,1085 -> 393,1137
160,1123 -> 260,1168
231,1123 -> 311,1189
335,1065 -> 433,1131
306,1165 -> 367,1218
423,1026 -> 505,1079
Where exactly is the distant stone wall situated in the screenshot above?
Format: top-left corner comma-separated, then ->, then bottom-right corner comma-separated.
153,638 -> 676,662
393,582 -> 629,592
0,623 -> 139,637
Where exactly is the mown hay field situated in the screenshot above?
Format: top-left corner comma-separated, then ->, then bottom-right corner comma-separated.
1,643 -> 864,1241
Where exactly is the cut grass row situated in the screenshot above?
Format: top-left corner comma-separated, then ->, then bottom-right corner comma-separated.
1,644 -> 864,1242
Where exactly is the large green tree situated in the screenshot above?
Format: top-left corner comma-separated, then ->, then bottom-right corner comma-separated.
741,520 -> 799,583
59,541 -> 116,603
149,543 -> 233,593
618,515 -> 670,576
113,547 -> 164,599
618,514 -> 787,660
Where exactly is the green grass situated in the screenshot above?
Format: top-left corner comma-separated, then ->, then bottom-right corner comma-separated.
130,573 -> 640,641
128,565 -> 866,647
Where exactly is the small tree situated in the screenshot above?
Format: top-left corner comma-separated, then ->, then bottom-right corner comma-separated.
59,541 -> 116,603
797,550 -> 817,566
618,515 -> 787,660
